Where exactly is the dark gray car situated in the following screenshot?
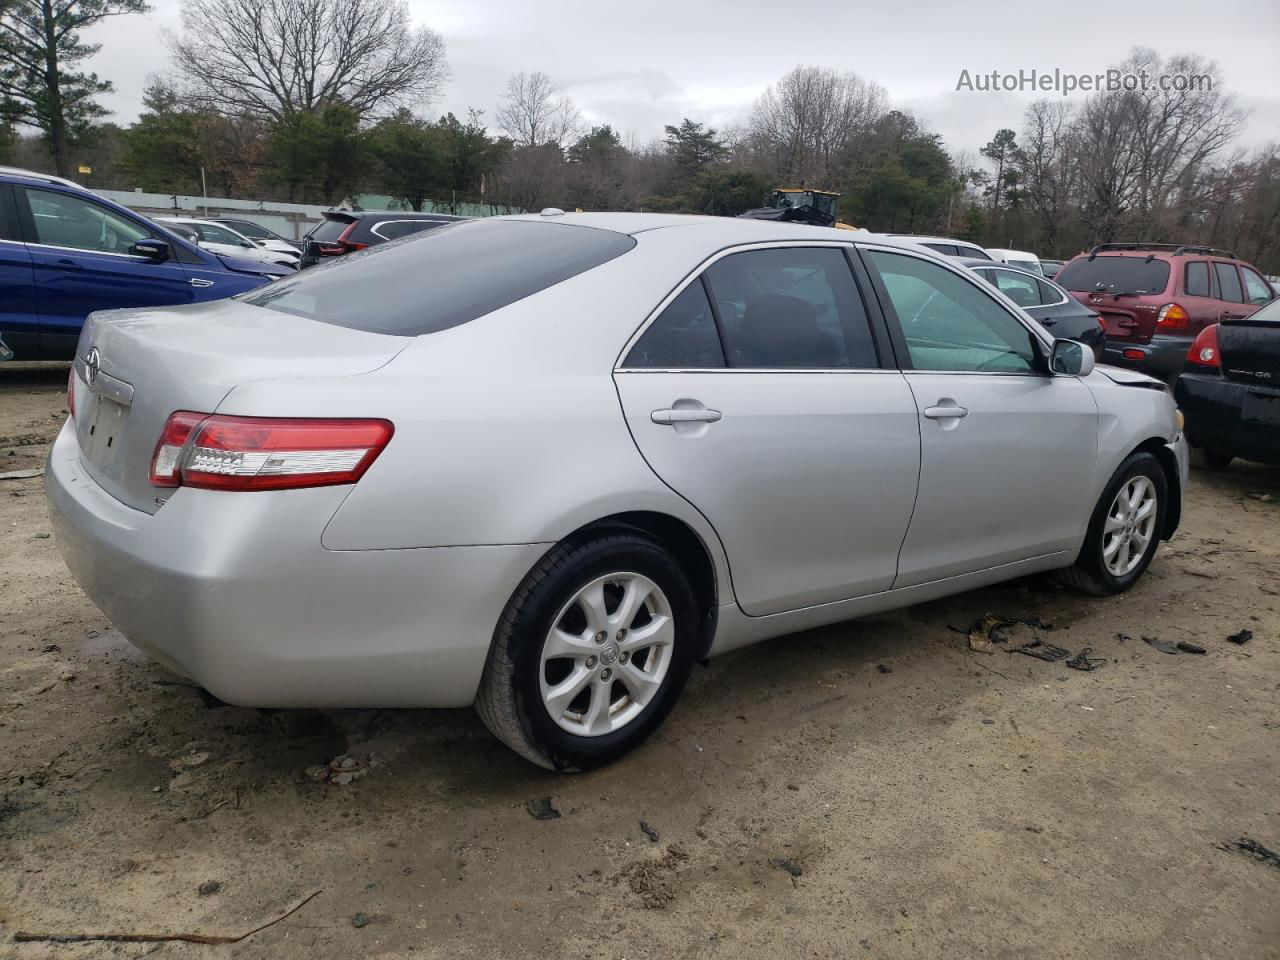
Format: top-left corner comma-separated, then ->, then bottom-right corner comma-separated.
956,258 -> 1105,360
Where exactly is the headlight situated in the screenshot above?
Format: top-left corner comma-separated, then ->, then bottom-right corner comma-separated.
1175,409 -> 1185,431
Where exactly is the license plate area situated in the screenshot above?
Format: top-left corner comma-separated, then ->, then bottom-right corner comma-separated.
1242,391 -> 1280,426
78,392 -> 130,470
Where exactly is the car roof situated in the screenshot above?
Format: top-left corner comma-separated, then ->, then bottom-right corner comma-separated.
987,248 -> 1039,259
324,209 -> 468,222
955,257 -> 1061,282
0,165 -> 85,190
496,211 -> 941,251
886,234 -> 985,247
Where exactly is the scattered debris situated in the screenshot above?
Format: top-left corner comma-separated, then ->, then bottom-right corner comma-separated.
1143,636 -> 1179,655
327,755 -> 367,786
13,889 -> 322,945
1066,647 -> 1106,672
526,796 -> 561,821
169,751 -> 210,773
877,664 -> 893,674
351,912 -> 372,928
1219,837 -> 1280,870
1176,641 -> 1207,655
965,614 -> 1055,654
197,881 -> 222,897
639,820 -> 659,843
770,857 -> 803,877
1226,629 -> 1253,646
1246,492 -> 1273,503
0,467 -> 44,481
615,845 -> 689,908
1007,639 -> 1071,662
304,765 -> 329,784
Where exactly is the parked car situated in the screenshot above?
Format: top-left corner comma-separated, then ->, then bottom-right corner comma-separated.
958,258 -> 1105,359
1174,305 -> 1280,469
985,248 -> 1044,275
1055,243 -> 1276,384
47,214 -> 1187,770
299,210 -> 467,267
0,167 -> 291,361
1040,258 -> 1066,280
157,217 -> 299,269
205,217 -> 302,256
888,234 -> 993,260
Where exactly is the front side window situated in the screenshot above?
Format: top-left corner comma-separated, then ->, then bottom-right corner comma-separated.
1240,266 -> 1274,305
625,280 -> 724,368
222,220 -> 270,240
193,222 -> 254,247
1214,262 -> 1244,303
703,247 -> 877,369
372,220 -> 442,241
988,269 -> 1042,308
1184,261 -> 1210,297
866,250 -> 1039,374
23,187 -> 149,254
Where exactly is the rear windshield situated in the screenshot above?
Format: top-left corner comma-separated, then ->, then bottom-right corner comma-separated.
307,216 -> 355,242
1055,256 -> 1170,295
244,219 -> 636,335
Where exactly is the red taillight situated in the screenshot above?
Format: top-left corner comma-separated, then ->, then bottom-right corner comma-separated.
1186,324 -> 1221,371
149,413 -> 393,491
312,222 -> 367,256
1156,302 -> 1190,332
67,368 -> 75,419
1122,348 -> 1145,361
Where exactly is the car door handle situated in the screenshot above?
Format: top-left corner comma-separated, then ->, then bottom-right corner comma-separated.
923,404 -> 968,420
189,278 -> 215,288
1038,317 -> 1058,326
651,408 -> 722,425
53,258 -> 82,271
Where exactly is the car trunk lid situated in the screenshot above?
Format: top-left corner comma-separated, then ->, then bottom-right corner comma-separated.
1218,316 -> 1280,387
72,300 -> 408,514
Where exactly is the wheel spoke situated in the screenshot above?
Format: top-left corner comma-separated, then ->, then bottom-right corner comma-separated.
622,613 -> 673,652
1115,537 -> 1131,572
577,581 -> 609,634
581,680 -> 612,735
611,577 -> 652,630
1133,498 -> 1155,522
1103,534 -> 1122,559
617,661 -> 661,705
1104,513 -> 1126,534
543,628 -> 595,660
544,666 -> 593,716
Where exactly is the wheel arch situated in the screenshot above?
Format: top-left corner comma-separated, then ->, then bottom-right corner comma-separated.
569,511 -> 721,662
1133,436 -> 1182,540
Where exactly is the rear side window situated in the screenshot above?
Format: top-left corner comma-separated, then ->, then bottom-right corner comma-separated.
245,219 -> 636,336
1214,262 -> 1243,303
222,220 -> 270,240
1035,278 -> 1062,303
1184,261 -> 1210,297
704,247 -> 878,369
1055,256 -> 1170,295
625,280 -> 724,368
921,242 -> 958,256
989,269 -> 1042,308
960,245 -> 993,261
371,220 -> 443,241
307,217 -> 354,242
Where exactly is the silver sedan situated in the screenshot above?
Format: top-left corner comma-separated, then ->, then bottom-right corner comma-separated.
47,213 -> 1188,770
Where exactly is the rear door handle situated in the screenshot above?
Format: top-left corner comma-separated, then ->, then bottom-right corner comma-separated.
923,404 -> 968,420
1039,317 -> 1058,326
651,408 -> 722,425
53,258 -> 82,271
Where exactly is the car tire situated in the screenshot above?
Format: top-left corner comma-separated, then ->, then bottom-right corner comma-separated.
1190,446 -> 1233,471
1056,451 -> 1168,597
474,533 -> 698,771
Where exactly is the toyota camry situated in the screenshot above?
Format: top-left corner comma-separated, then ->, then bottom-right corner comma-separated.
47,212 -> 1188,770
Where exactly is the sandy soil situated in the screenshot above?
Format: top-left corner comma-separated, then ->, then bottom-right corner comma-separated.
1,361 -> 1278,959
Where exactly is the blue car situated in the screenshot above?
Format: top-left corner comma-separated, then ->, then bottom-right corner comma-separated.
0,167 -> 292,361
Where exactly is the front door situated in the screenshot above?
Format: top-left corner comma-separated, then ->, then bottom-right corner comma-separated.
862,247 -> 1098,587
0,184 -> 38,359
614,244 -> 922,616
16,185 -> 194,357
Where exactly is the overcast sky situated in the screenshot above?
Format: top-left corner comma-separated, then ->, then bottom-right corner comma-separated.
86,0 -> 1280,164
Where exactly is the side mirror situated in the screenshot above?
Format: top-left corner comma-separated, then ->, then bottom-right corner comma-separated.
1051,338 -> 1095,377
130,238 -> 170,261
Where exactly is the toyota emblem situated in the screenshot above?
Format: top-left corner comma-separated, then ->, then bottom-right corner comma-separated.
85,347 -> 100,385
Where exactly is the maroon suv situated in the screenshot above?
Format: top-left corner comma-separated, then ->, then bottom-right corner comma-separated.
1055,244 -> 1276,382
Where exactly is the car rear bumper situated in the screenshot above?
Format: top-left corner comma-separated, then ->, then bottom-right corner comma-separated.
45,420 -> 547,707
1103,335 -> 1191,383
1174,373 -> 1280,465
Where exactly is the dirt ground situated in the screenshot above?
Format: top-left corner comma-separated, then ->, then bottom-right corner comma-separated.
1,361 -> 1278,959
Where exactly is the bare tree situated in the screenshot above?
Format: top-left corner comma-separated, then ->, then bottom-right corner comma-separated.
746,66 -> 887,185
1018,100 -> 1074,252
495,71 -> 581,149
167,0 -> 447,120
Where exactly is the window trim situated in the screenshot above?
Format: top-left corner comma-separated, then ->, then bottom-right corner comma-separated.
1212,260 -> 1245,304
614,240 -> 894,374
981,265 -> 1070,308
855,242 -> 1055,378
1183,259 -> 1211,298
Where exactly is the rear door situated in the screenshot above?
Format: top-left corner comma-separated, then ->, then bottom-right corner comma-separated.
0,183 -> 38,358
1211,261 -> 1258,322
861,245 -> 1098,586
16,185 -> 194,357
1180,259 -> 1222,334
614,243 -> 922,616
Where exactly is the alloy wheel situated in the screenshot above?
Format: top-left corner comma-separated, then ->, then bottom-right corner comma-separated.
539,572 -> 674,737
1102,475 -> 1158,577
